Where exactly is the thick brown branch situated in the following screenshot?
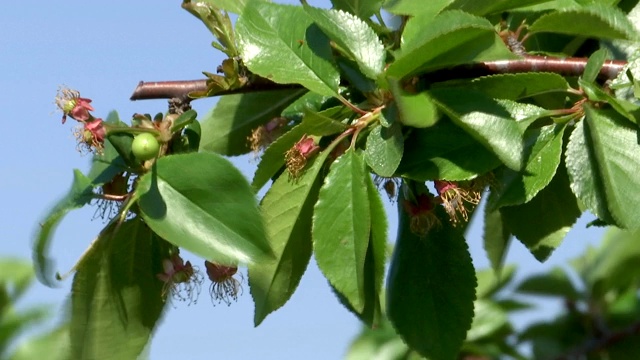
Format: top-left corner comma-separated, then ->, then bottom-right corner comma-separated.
129,80 -> 208,100
129,79 -> 302,100
422,56 -> 626,83
130,57 -> 628,101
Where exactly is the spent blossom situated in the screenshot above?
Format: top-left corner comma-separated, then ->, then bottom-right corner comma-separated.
205,260 -> 243,306
403,193 -> 440,237
435,180 -> 481,225
157,253 -> 204,305
285,135 -> 320,178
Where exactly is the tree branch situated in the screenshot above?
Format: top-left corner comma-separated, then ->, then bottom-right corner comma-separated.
129,57 -> 628,101
554,319 -> 640,360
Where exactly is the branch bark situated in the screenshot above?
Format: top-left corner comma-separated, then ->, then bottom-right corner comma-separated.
129,57 -> 628,101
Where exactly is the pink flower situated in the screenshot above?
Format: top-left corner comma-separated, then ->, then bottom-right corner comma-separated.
55,87 -> 95,124
69,97 -> 94,123
434,180 -> 481,225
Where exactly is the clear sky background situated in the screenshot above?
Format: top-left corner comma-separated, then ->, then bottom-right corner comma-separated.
0,1 -> 607,359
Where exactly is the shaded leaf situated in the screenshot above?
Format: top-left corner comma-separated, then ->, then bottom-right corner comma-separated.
398,120 -> 502,181
137,153 -> 271,266
483,200 -> 512,274
516,267 -> 579,300
387,203 -> 476,360
9,325 -> 70,360
199,89 -> 305,155
501,164 -> 581,262
304,5 -> 385,79
430,89 -> 525,171
33,170 -> 94,287
70,219 -> 167,360
462,73 -> 570,100
466,300 -> 508,342
236,2 -> 340,96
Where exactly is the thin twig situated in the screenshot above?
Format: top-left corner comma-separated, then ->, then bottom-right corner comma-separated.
554,319 -> 640,360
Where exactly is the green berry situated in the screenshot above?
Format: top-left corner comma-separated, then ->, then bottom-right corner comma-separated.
132,133 -> 160,161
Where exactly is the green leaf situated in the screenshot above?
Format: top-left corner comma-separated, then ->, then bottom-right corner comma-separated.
137,152 -> 271,265
199,89 -> 305,155
250,142 -> 339,326
528,4 -> 639,40
331,0 -> 383,18
430,89 -> 525,171
33,170 -> 94,287
9,325 -> 70,360
397,120 -> 502,181
386,10 -> 517,79
566,106 -> 640,229
252,107 -> 348,191
582,49 -> 608,84
500,164 -> 581,261
388,78 -> 439,128
303,5 -> 384,79
70,219 -> 166,360
313,150 -> 370,312
384,0 -> 452,16
461,73 -> 570,100
483,202 -> 512,274
364,122 -> 404,177
362,174 -> 387,326
475,265 -> 516,299
0,259 -> 34,301
399,0 -> 454,44
387,203 -> 476,360
490,124 -> 566,209
516,267 -> 579,300
579,79 -> 638,125
186,0 -> 247,14
446,0 -> 556,16
466,300 -> 508,342
236,2 -> 340,97
581,227 -> 640,296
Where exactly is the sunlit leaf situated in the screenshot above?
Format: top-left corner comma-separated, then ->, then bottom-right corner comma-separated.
490,124 -> 566,209
250,141 -> 340,326
313,150 -> 370,312
566,106 -> 640,229
236,2 -> 340,96
137,153 -> 271,265
528,4 -> 639,40
304,5 -> 385,79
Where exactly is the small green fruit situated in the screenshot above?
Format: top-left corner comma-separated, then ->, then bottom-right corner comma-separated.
132,133 -> 160,161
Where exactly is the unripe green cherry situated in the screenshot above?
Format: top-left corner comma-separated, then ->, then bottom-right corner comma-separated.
132,133 -> 160,161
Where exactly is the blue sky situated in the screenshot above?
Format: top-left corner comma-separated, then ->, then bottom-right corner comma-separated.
0,1 -> 606,359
